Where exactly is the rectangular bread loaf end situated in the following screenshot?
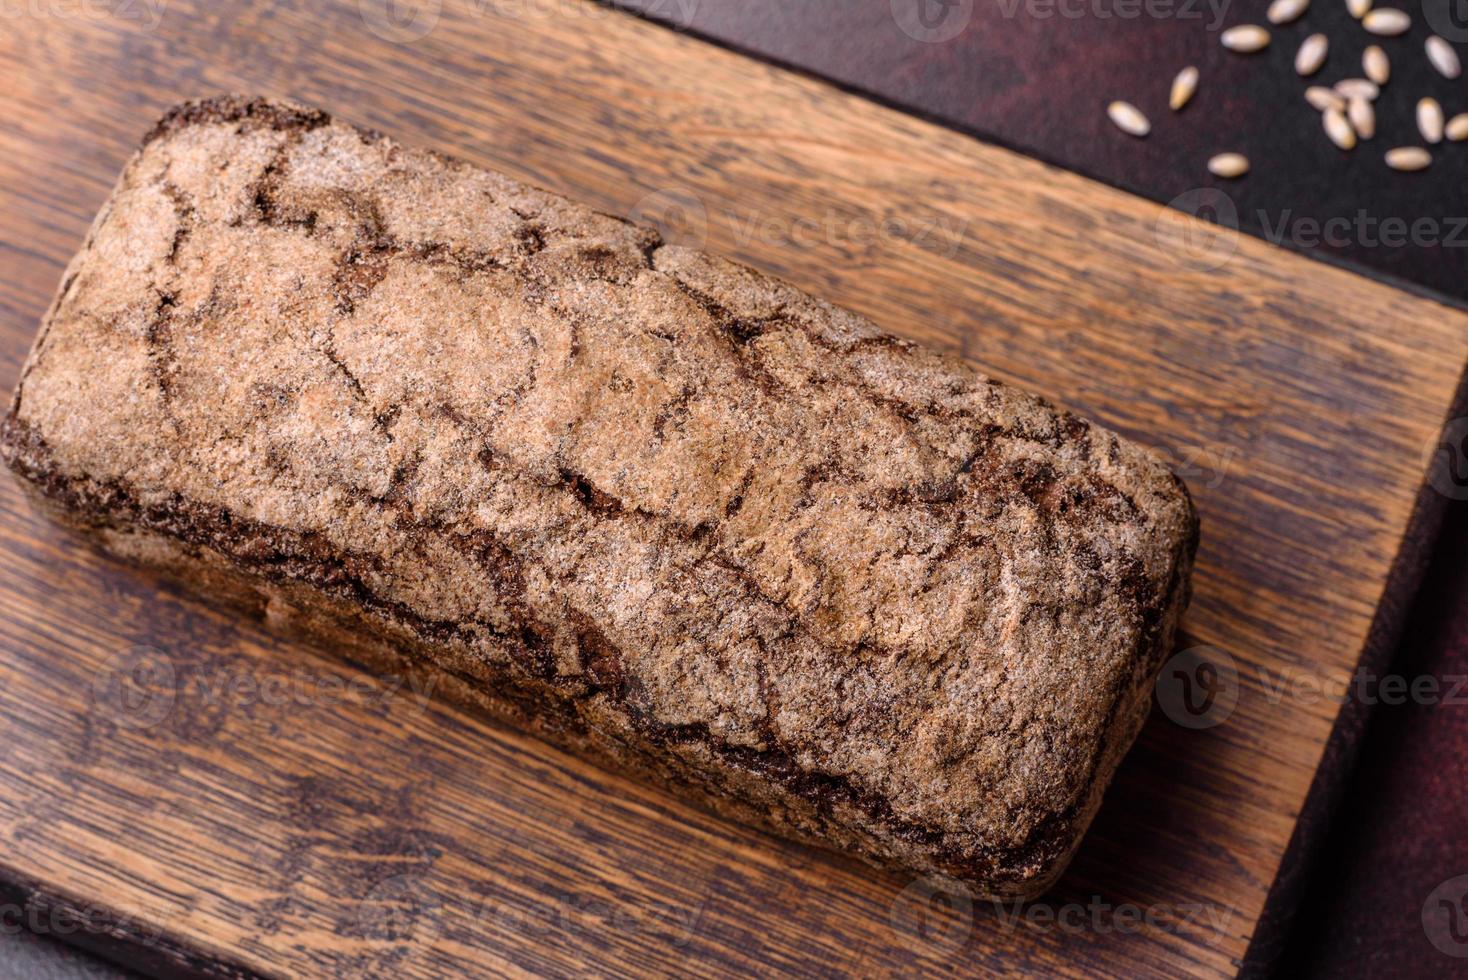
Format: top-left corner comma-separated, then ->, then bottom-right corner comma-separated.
1,96 -> 1198,900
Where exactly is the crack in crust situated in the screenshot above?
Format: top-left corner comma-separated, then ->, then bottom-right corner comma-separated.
1,96 -> 1200,897
0,415 -> 1084,883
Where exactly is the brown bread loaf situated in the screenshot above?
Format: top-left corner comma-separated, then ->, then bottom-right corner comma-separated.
0,97 -> 1198,899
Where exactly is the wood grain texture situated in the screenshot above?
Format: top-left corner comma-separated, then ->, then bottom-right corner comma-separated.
0,1 -> 1463,977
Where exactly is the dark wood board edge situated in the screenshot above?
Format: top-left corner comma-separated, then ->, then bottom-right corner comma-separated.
0,862 -> 271,980
1238,365 -> 1468,978
580,5 -> 1468,967
597,0 -> 1468,319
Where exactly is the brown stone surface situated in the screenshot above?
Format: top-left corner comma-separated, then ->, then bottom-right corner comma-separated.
0,96 -> 1196,899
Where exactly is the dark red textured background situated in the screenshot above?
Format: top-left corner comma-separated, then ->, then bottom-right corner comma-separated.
611,1 -> 1468,976
621,0 -> 1468,305
7,1 -> 1468,976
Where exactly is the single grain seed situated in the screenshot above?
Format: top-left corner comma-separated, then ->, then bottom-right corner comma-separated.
1363,45 -> 1390,84
1268,0 -> 1309,23
1447,113 -> 1468,141
1324,106 -> 1357,149
1170,66 -> 1199,110
1363,8 -> 1410,35
1306,86 -> 1346,112
1335,78 -> 1380,100
1296,34 -> 1329,75
1385,146 -> 1431,170
1208,153 -> 1250,177
1348,97 -> 1375,139
1427,36 -> 1462,79
1222,25 -> 1271,52
1108,100 -> 1150,136
1347,0 -> 1371,17
1418,97 -> 1445,143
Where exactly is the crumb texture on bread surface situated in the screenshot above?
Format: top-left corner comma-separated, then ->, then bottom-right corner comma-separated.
1,96 -> 1197,896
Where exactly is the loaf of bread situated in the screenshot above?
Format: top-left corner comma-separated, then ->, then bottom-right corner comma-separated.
2,97 -> 1197,899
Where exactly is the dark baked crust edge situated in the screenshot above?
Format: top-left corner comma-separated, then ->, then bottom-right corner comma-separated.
1,96 -> 1200,899
1,401 -> 1192,901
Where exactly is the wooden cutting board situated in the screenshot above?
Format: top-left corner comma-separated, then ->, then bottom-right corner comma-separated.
1,2 -> 1464,977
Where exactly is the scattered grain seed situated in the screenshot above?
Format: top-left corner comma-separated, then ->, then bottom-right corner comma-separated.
1324,107 -> 1357,149
1348,97 -> 1375,139
1363,8 -> 1410,35
1418,97 -> 1445,143
1447,113 -> 1468,141
1363,45 -> 1390,84
1427,36 -> 1462,79
1334,78 -> 1380,100
1222,25 -> 1271,52
1170,66 -> 1199,110
1306,86 -> 1346,112
1108,100 -> 1150,136
1208,153 -> 1250,177
1385,146 -> 1431,170
1296,34 -> 1329,75
1347,0 -> 1371,17
1268,0 -> 1309,23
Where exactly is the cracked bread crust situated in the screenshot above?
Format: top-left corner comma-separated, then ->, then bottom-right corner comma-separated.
1,96 -> 1198,899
